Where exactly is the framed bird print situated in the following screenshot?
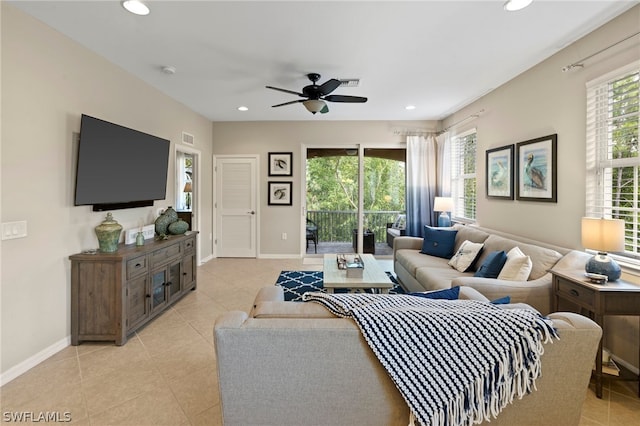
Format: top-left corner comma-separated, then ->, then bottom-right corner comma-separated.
486,144 -> 514,200
516,134 -> 557,202
268,152 -> 293,176
268,181 -> 292,206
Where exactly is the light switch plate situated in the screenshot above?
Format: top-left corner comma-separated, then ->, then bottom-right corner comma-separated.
2,221 -> 27,240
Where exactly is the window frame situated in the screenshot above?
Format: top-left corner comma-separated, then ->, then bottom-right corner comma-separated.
450,128 -> 477,223
585,60 -> 640,265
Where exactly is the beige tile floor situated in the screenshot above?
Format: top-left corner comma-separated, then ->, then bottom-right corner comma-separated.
1,257 -> 639,425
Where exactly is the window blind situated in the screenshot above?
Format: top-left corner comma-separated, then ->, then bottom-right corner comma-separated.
586,61 -> 640,258
451,129 -> 477,221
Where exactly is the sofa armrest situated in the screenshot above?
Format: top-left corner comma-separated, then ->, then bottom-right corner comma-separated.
393,236 -> 423,262
254,285 -> 284,303
451,273 -> 553,314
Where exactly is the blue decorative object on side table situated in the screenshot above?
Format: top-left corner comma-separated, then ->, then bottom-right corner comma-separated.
582,217 -> 625,282
434,196 -> 453,227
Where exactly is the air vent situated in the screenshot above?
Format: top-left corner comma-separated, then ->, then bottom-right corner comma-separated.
182,131 -> 194,146
339,79 -> 360,88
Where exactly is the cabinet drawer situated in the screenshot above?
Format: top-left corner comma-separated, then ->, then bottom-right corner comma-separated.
150,243 -> 182,267
557,279 -> 596,309
182,237 -> 196,252
126,255 -> 148,279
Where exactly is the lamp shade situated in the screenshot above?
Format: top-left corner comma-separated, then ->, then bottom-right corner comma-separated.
581,217 -> 625,252
433,197 -> 453,213
183,182 -> 192,193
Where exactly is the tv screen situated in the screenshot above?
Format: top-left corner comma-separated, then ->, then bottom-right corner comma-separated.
75,115 -> 170,211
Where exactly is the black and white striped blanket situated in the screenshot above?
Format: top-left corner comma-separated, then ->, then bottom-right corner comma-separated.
302,292 -> 558,426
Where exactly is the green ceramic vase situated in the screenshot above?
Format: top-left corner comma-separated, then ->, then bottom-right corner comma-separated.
155,206 -> 179,236
168,219 -> 189,235
95,213 -> 122,253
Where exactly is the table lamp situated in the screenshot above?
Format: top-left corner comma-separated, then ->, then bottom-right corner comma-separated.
581,217 -> 625,281
183,181 -> 192,210
434,197 -> 453,227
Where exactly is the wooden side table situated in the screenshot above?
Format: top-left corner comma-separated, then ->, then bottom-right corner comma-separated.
551,269 -> 640,398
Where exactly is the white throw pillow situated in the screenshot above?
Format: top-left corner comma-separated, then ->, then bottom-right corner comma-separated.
448,240 -> 484,272
497,246 -> 532,281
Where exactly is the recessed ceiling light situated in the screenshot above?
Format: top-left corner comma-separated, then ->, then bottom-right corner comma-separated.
238,106 -> 249,112
503,0 -> 533,12
405,105 -> 416,110
122,0 -> 150,16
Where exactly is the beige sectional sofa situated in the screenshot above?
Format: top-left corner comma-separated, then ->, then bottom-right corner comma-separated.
214,286 -> 601,426
394,224 -> 573,314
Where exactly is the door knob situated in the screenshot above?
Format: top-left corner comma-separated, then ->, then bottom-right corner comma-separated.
249,211 -> 256,215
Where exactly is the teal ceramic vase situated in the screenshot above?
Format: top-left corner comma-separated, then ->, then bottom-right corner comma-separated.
164,206 -> 178,223
155,213 -> 171,235
168,219 -> 189,235
95,213 -> 122,253
155,206 -> 178,236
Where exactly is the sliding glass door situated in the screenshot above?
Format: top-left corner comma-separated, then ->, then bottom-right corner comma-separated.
305,146 -> 405,256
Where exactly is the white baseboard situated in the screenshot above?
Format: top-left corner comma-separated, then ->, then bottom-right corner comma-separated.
0,336 -> 71,386
199,254 -> 214,265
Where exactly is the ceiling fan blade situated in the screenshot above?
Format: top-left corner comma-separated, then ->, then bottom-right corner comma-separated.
324,95 -> 368,103
265,86 -> 305,97
320,104 -> 329,114
271,100 -> 304,108
318,78 -> 341,95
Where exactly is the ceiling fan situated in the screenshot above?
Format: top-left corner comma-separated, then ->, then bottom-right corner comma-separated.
266,73 -> 367,114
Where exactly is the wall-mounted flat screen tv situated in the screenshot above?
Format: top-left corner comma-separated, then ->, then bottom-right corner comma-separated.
75,114 -> 170,211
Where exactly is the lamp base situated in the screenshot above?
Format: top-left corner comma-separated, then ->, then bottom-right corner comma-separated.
437,212 -> 451,227
585,252 -> 621,282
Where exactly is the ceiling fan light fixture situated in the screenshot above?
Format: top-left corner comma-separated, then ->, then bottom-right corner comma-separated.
503,0 -> 533,12
303,99 -> 326,114
122,0 -> 150,16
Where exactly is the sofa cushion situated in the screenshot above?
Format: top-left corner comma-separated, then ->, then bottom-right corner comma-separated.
421,226 -> 458,258
448,240 -> 484,272
474,250 -> 508,278
474,234 -> 562,280
396,249 -> 451,278
409,286 -> 460,300
498,247 -> 533,281
415,265 -> 473,290
452,224 -> 490,253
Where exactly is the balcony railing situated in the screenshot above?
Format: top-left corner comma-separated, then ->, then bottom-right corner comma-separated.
307,210 -> 404,244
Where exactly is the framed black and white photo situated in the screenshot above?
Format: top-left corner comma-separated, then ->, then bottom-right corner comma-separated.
486,144 -> 514,200
268,152 -> 293,176
268,181 -> 292,206
516,134 -> 557,202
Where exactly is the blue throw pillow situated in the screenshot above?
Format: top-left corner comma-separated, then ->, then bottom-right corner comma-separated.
420,226 -> 458,259
409,286 -> 460,300
474,251 -> 508,278
490,296 -> 511,304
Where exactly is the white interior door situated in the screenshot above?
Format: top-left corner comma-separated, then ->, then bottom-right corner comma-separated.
216,156 -> 258,257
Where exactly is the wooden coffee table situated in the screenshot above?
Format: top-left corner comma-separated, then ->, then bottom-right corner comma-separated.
323,253 -> 394,294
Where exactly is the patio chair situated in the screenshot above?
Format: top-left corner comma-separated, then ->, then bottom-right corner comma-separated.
306,218 -> 318,253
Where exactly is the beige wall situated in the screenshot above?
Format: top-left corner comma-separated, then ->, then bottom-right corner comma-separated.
441,5 -> 640,370
1,5 -> 213,375
212,120 -> 435,256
